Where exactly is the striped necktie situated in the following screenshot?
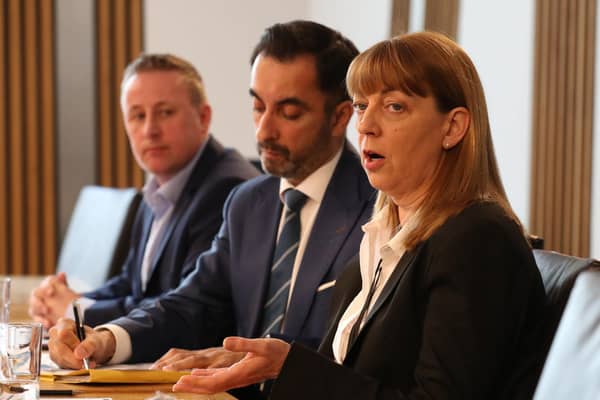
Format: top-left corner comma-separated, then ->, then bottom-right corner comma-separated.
260,189 -> 308,337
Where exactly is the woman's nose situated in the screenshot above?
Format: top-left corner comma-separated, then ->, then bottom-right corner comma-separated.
357,108 -> 380,136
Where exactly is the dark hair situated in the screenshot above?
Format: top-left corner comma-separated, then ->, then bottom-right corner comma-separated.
250,20 -> 358,104
121,53 -> 207,105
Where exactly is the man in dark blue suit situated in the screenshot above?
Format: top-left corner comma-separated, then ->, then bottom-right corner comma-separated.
49,21 -> 375,376
29,54 -> 259,328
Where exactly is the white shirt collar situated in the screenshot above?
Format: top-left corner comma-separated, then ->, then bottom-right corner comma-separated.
142,137 -> 208,216
362,206 -> 408,259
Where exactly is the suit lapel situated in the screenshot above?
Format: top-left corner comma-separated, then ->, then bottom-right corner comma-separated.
284,192 -> 353,337
135,205 -> 154,295
245,181 -> 282,337
147,198 -> 185,277
284,145 -> 370,338
346,247 -> 419,353
146,137 -> 223,282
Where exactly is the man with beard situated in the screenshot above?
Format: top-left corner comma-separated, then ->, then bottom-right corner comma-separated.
48,21 -> 375,383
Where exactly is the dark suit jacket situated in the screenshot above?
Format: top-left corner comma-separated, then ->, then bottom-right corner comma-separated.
82,136 -> 260,326
112,141 -> 376,362
271,202 -> 547,400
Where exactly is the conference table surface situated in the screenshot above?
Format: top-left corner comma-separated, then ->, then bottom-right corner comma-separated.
8,275 -> 236,400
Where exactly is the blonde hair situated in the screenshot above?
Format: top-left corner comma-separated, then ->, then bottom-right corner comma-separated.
121,53 -> 207,106
346,31 -> 522,250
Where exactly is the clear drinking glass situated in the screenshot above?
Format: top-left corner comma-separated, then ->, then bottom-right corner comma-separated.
0,278 -> 10,324
0,322 -> 43,400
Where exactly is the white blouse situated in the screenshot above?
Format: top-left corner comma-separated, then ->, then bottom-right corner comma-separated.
332,208 -> 407,363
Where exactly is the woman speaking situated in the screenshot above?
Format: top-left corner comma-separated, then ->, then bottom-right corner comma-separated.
173,31 -> 546,400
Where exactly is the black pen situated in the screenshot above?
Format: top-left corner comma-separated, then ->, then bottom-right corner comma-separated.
40,388 -> 80,396
71,301 -> 90,370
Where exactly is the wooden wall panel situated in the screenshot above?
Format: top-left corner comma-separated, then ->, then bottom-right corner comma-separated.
24,0 -> 41,275
8,0 -> 26,275
424,0 -> 460,39
96,0 -> 144,188
391,0 -> 411,37
0,0 -> 56,275
0,0 -> 7,274
40,0 -> 57,273
531,0 -> 596,256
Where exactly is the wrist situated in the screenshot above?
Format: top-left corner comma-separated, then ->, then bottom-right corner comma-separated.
96,329 -> 117,364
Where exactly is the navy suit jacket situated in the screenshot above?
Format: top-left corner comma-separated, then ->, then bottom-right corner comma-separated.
82,136 -> 260,326
270,202 -> 546,400
113,141 -> 376,362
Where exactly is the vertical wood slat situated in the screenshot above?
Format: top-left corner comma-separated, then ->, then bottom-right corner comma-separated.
8,0 -> 25,274
24,0 -> 41,274
0,0 -> 56,275
96,0 -> 144,189
0,0 -> 8,274
530,0 -> 596,257
390,0 -> 411,37
580,0 -> 596,256
97,0 -> 114,186
113,2 -> 129,187
544,0 -> 558,249
128,0 -> 145,188
553,0 -> 567,250
563,0 -> 577,254
570,0 -> 583,253
424,0 -> 460,39
40,0 -> 57,274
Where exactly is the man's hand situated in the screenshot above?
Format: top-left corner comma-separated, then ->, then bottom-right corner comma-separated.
172,337 -> 290,394
48,318 -> 116,369
28,273 -> 80,329
152,346 -> 246,371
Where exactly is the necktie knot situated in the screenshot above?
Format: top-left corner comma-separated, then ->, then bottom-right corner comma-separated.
283,189 -> 307,213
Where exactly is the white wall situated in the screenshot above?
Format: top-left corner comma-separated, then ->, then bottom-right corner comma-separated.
56,0 -> 96,238
307,0 -> 392,51
145,0 -> 600,253
145,0 -> 308,158
145,0 -> 393,155
458,0 -> 535,229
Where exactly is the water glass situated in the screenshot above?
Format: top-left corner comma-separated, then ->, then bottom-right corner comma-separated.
0,323 -> 43,400
0,278 -> 9,324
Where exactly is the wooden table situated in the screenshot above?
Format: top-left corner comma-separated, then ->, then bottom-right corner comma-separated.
39,381 -> 234,400
7,276 -> 236,400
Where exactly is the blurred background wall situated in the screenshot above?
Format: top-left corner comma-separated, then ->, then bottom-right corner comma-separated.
1,0 -> 598,274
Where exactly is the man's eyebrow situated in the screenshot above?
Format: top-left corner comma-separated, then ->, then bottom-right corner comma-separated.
249,88 -> 261,101
276,97 -> 309,110
249,89 -> 310,110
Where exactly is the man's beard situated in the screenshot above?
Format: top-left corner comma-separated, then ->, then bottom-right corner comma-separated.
256,141 -> 297,178
256,121 -> 336,183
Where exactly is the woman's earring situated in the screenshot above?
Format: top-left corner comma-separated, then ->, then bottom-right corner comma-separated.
444,142 -> 450,149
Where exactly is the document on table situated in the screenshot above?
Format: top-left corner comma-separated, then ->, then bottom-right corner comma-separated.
41,352 -> 189,384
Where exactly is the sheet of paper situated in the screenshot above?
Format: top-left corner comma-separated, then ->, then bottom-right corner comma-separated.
42,352 -> 154,373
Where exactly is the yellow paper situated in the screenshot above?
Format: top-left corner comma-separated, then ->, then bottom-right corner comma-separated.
41,368 -> 188,384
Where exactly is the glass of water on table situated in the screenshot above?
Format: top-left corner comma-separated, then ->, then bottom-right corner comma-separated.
0,322 -> 43,400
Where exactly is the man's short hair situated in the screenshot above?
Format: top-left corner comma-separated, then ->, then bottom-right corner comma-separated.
121,53 -> 207,105
250,20 -> 359,105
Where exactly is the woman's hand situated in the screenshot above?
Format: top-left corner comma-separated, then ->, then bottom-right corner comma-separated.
172,336 -> 290,394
